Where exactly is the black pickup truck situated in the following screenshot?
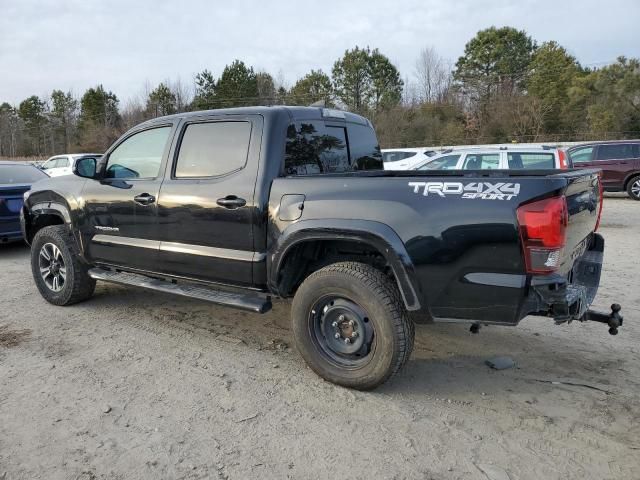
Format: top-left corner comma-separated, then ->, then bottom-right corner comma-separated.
21,106 -> 622,389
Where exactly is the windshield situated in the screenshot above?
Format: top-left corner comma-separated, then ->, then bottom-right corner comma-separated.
382,151 -> 417,163
0,164 -> 48,184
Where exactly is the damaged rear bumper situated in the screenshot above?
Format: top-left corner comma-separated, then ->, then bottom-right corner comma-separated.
521,233 -> 624,334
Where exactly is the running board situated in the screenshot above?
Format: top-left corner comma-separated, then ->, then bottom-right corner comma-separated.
88,268 -> 271,313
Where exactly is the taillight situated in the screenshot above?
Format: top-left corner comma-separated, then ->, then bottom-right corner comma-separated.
594,173 -> 604,232
557,150 -> 568,169
516,196 -> 568,274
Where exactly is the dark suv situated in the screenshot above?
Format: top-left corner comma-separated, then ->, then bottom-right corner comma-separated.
567,141 -> 640,200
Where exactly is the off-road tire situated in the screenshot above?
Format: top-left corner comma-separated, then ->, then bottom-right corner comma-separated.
31,225 -> 96,305
291,261 -> 414,390
626,175 -> 640,200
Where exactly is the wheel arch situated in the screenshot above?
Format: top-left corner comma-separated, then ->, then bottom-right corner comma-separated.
623,171 -> 640,190
23,198 -> 73,244
269,219 -> 422,311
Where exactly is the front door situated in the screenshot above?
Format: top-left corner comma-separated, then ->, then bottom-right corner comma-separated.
80,124 -> 176,272
155,114 -> 263,287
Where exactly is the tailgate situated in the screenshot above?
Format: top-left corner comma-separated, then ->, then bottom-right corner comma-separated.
558,170 -> 601,275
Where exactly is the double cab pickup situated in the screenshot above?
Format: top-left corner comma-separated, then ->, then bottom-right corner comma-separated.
21,106 -> 622,389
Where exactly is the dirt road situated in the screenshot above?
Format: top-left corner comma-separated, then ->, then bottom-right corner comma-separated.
1,195 -> 639,480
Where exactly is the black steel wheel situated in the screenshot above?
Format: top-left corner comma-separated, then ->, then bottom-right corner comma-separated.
292,262 -> 414,390
309,296 -> 376,368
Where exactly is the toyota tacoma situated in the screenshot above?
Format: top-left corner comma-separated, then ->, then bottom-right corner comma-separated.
21,106 -> 623,389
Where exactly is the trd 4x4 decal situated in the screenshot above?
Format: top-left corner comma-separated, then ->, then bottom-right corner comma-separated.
408,181 -> 520,200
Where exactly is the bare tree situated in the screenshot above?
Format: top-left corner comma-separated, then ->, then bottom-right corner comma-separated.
414,46 -> 451,102
169,77 -> 192,112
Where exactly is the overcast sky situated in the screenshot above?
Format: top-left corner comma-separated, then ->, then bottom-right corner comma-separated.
1,0 -> 639,105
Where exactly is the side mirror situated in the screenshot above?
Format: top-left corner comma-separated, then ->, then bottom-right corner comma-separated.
73,157 -> 98,179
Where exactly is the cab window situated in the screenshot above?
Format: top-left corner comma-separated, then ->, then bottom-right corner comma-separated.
105,126 -> 171,179
285,122 -> 349,175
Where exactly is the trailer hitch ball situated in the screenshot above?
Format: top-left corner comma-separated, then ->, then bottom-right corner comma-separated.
608,304 -> 623,336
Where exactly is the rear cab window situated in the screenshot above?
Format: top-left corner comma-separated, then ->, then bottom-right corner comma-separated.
285,120 -> 382,175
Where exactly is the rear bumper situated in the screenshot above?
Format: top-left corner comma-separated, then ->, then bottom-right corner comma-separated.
1,216 -> 23,242
522,233 -> 604,322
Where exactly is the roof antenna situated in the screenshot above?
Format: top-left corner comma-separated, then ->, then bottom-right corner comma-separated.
309,100 -> 326,107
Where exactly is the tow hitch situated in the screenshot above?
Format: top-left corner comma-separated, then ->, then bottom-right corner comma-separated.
582,304 -> 623,335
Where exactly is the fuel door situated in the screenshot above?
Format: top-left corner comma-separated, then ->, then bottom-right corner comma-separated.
279,194 -> 305,221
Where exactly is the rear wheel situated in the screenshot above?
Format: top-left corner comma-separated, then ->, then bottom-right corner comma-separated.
291,262 -> 414,390
31,225 -> 96,305
627,176 -> 640,200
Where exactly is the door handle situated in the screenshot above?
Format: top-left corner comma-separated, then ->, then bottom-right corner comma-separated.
134,193 -> 156,205
216,195 -> 246,209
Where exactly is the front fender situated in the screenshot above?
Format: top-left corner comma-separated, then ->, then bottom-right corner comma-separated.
269,219 -> 423,311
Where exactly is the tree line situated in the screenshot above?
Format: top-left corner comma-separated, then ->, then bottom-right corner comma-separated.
1,26 -> 639,157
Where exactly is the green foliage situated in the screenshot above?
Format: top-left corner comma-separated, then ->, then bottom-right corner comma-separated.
214,60 -> 259,107
369,49 -> 403,111
332,46 -> 402,114
192,69 -> 216,110
79,85 -> 120,128
527,41 -> 582,132
2,29 -> 640,156
256,72 -> 276,104
454,26 -> 536,100
147,83 -> 177,117
289,70 -> 333,105
50,90 -> 78,150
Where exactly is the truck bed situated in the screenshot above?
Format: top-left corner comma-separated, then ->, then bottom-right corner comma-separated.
269,168 -> 602,324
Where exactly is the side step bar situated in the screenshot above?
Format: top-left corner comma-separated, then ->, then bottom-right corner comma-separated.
88,268 -> 272,314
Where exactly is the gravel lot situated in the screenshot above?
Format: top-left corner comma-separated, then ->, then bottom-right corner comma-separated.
1,195 -> 639,480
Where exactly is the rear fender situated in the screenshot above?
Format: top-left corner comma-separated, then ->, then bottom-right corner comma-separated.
269,219 -> 422,310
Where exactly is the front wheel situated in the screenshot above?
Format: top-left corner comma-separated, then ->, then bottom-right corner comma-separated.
31,225 -> 96,305
627,176 -> 640,200
291,262 -> 414,390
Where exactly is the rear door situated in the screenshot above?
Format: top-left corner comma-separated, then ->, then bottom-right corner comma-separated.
593,143 -> 637,189
155,114 -> 263,287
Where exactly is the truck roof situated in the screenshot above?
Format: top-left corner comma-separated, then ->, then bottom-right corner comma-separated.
136,106 -> 370,129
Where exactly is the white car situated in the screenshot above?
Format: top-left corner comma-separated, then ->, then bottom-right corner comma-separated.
40,153 -> 102,177
381,148 -> 437,170
413,147 -> 567,171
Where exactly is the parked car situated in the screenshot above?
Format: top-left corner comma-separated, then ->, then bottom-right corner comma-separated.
21,106 -> 621,389
382,148 -> 436,170
413,146 -> 567,171
40,153 -> 103,177
566,141 -> 640,200
1,161 -> 48,243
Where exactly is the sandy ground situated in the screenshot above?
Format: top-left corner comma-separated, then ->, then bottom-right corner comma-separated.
1,194 -> 639,480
